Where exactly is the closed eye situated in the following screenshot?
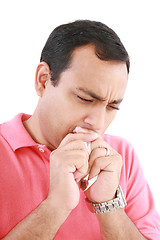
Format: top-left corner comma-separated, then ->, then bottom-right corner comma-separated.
77,95 -> 120,109
108,105 -> 120,110
77,96 -> 93,102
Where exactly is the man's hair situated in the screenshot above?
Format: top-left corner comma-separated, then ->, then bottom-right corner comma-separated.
40,20 -> 130,86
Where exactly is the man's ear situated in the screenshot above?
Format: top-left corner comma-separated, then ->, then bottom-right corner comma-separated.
35,62 -> 51,97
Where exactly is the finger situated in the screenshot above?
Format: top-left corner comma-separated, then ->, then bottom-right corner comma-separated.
59,132 -> 98,148
89,147 -> 107,171
89,154 -> 122,180
62,140 -> 89,153
88,156 -> 113,180
72,153 -> 89,182
63,149 -> 89,180
91,137 -> 111,152
91,137 -> 115,158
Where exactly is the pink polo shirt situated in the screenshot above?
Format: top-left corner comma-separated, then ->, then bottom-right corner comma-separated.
0,113 -> 160,239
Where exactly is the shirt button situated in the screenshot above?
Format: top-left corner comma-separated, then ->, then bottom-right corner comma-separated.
39,148 -> 45,153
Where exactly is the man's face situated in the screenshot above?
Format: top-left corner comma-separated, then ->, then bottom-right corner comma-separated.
36,45 -> 128,150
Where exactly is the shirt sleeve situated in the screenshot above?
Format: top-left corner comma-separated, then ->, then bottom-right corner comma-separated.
124,145 -> 160,240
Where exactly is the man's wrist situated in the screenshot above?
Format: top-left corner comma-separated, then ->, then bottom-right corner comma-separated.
44,197 -> 71,220
85,185 -> 127,214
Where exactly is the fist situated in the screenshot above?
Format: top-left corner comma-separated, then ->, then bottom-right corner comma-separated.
48,130 -> 98,212
82,137 -> 122,203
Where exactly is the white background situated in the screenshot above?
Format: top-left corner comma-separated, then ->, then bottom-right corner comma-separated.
0,0 -> 160,213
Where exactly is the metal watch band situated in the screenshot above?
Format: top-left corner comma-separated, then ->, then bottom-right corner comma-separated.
86,185 -> 127,214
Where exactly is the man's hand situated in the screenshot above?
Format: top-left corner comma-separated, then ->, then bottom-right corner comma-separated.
47,130 -> 98,214
84,136 -> 122,203
65,126 -> 122,204
48,125 -> 122,214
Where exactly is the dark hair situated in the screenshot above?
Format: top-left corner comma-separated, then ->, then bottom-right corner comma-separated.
40,20 -> 130,86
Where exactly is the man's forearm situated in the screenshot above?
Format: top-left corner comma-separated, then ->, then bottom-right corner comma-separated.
2,199 -> 70,240
97,209 -> 147,240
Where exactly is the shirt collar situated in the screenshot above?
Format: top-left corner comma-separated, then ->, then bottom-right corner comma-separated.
1,113 -> 38,151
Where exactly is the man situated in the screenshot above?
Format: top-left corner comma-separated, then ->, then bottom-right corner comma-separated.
0,20 -> 160,239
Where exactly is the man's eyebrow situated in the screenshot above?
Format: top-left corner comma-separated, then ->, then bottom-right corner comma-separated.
76,87 -> 107,101
76,87 -> 123,104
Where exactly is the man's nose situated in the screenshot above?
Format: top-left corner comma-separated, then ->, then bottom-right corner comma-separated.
83,107 -> 106,132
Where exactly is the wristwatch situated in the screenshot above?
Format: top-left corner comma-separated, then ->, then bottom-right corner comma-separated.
85,185 -> 127,214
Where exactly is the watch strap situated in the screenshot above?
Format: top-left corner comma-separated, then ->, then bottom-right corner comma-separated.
85,185 -> 127,214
